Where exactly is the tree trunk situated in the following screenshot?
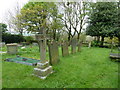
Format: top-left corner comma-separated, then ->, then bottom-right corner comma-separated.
97,36 -> 100,46
100,36 -> 104,46
53,29 -> 56,40
68,32 -> 71,41
77,33 -> 80,41
118,37 -> 120,47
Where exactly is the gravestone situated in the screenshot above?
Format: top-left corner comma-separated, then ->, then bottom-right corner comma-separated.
71,38 -> 77,54
0,42 -> 5,47
6,43 -> 18,54
61,41 -> 69,57
78,41 -> 82,52
33,29 -> 53,79
32,43 -> 38,46
48,41 -> 60,65
86,36 -> 94,48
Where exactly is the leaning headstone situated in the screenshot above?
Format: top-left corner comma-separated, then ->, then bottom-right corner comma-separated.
61,41 -> 69,57
33,28 -> 53,79
6,43 -> 18,54
78,41 -> 82,52
71,38 -> 77,54
48,41 -> 60,65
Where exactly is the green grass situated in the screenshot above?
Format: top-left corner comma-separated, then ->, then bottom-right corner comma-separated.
2,45 -> 119,88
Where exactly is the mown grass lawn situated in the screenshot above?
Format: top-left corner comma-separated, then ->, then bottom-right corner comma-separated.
2,45 -> 119,88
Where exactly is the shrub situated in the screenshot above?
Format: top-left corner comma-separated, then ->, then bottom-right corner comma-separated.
24,36 -> 34,43
2,33 -> 25,44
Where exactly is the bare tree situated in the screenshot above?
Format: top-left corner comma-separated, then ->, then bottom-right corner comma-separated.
5,1 -> 25,35
59,1 -> 89,41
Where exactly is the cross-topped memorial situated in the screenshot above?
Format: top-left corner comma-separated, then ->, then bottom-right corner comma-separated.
33,28 -> 53,79
35,30 -> 49,62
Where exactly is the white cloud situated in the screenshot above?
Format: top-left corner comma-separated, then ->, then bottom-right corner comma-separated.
0,0 -> 29,23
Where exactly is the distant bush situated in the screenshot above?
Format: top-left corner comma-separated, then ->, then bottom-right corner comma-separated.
24,36 -> 34,43
2,33 -> 25,44
104,37 -> 118,44
79,34 -> 86,42
21,42 -> 30,46
92,40 -> 101,47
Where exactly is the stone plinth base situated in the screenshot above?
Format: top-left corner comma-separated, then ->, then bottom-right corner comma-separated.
33,61 -> 53,79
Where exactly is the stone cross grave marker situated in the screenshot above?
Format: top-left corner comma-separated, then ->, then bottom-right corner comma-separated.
61,41 -> 69,57
48,41 -> 60,65
34,29 -> 53,79
71,38 -> 77,54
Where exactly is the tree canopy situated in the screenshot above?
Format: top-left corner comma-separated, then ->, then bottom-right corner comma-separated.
0,23 -> 8,34
86,2 -> 117,46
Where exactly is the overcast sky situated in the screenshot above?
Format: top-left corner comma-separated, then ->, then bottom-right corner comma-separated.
0,0 -> 29,23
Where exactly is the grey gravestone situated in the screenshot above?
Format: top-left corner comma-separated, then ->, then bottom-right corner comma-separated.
71,38 -> 77,54
61,41 -> 69,57
78,41 -> 82,52
33,29 -> 53,79
48,41 -> 60,65
6,43 -> 18,54
32,43 -> 38,46
0,42 -> 5,47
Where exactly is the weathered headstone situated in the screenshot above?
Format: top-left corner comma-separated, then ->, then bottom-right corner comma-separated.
32,43 -> 38,46
33,29 -> 53,79
71,38 -> 77,54
0,42 -> 5,47
77,41 -> 82,52
86,36 -> 94,48
48,41 -> 60,65
61,41 -> 69,57
6,43 -> 18,54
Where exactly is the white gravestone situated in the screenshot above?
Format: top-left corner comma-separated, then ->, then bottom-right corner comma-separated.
86,36 -> 94,48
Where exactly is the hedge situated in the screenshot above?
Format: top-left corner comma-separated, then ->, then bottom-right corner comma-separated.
2,33 -> 25,44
